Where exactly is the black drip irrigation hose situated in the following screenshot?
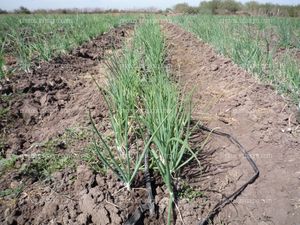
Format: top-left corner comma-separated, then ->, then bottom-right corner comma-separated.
123,125 -> 260,225
124,150 -> 156,225
197,124 -> 259,225
144,150 -> 156,217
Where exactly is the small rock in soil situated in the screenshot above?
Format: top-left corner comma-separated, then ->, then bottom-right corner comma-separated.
211,65 -> 219,71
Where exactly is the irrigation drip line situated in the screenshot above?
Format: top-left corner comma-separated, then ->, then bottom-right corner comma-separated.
144,150 -> 156,217
124,150 -> 156,225
197,124 -> 259,225
124,203 -> 150,225
123,125 -> 259,225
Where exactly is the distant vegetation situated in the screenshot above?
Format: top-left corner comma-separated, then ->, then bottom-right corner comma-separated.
0,8 -> 8,14
1,1 -> 299,17
0,6 -> 163,15
14,6 -> 31,14
173,1 -> 300,17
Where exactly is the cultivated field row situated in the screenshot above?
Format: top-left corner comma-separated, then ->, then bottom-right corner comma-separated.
0,14 -> 299,225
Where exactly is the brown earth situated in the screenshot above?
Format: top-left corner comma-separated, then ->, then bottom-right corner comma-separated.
0,25 -> 130,157
0,21 -> 299,225
162,22 -> 300,225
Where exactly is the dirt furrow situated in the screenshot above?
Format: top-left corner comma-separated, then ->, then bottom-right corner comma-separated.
163,22 -> 300,225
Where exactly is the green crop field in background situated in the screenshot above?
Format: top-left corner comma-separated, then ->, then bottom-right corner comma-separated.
172,15 -> 300,103
0,13 -> 299,103
0,14 -> 136,76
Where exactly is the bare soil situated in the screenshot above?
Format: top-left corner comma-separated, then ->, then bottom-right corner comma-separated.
0,22 -> 299,225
